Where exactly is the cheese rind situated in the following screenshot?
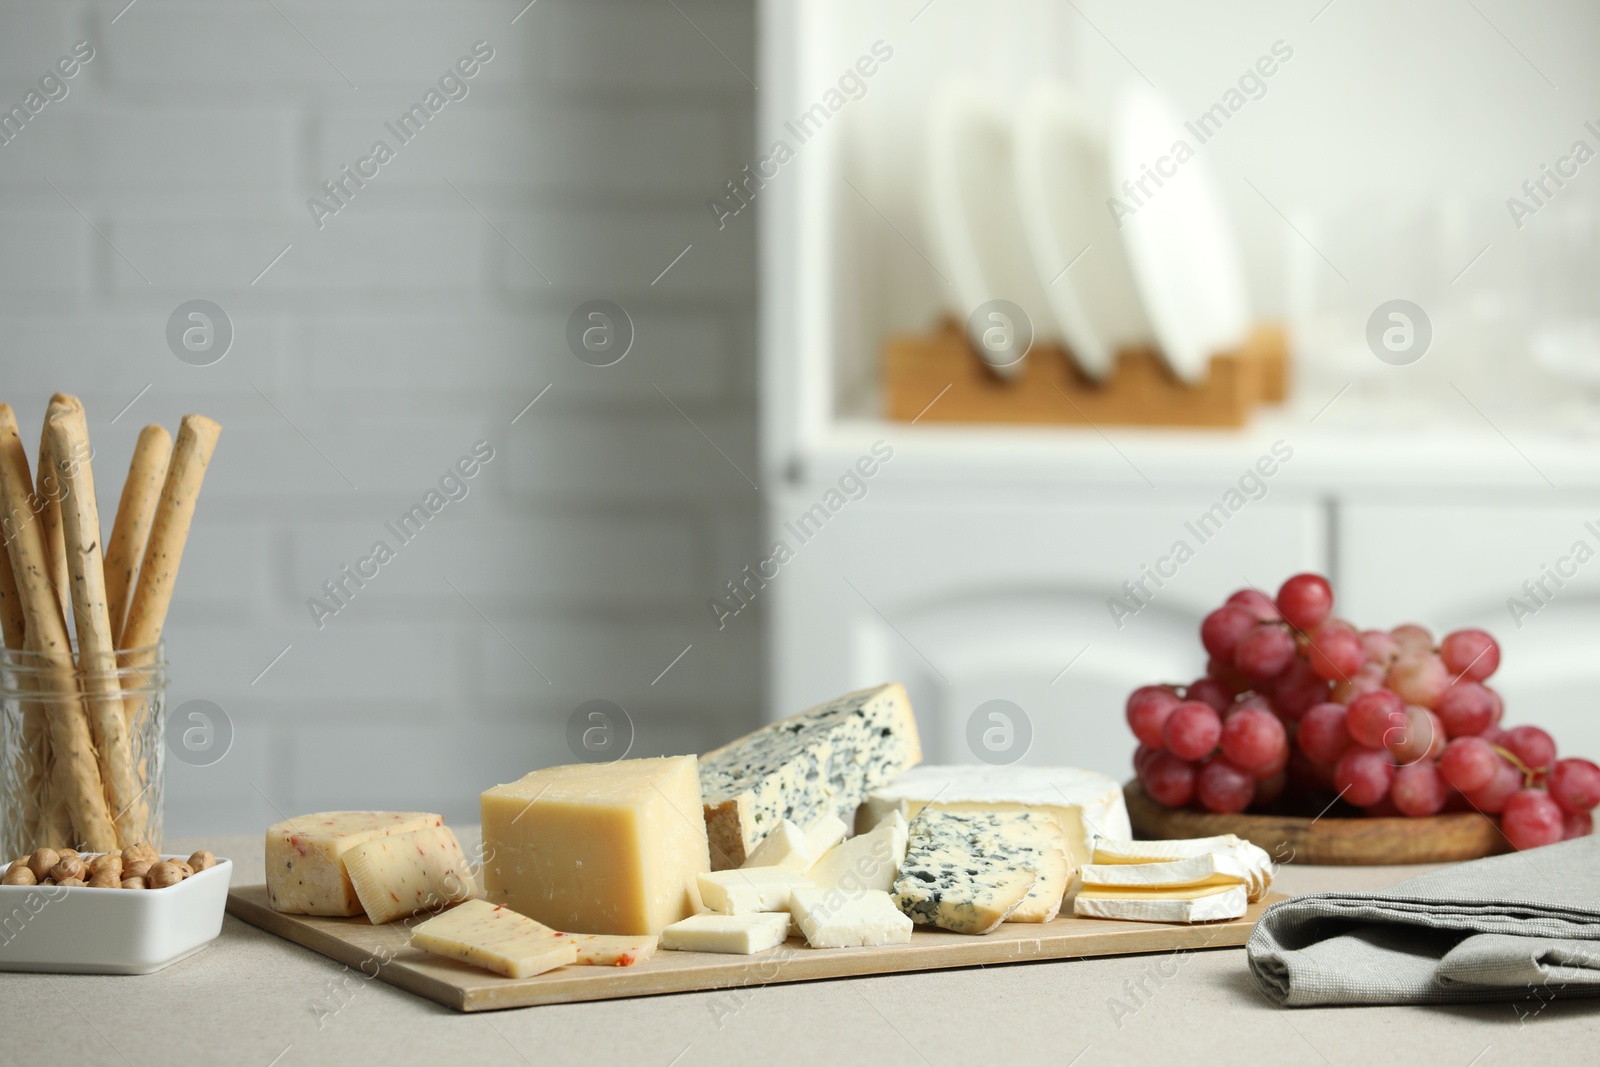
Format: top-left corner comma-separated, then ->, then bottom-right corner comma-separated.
1073,883 -> 1248,923
699,683 -> 922,868
410,899 -> 578,978
481,755 -> 710,935
861,765 -> 1129,868
659,913 -> 790,954
790,887 -> 912,948
697,868 -> 813,914
565,932 -> 658,966
345,824 -> 479,924
807,812 -> 907,894
265,811 -> 443,916
891,810 -> 1038,934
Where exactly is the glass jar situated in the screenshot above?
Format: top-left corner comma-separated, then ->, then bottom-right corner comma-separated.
0,642 -> 167,858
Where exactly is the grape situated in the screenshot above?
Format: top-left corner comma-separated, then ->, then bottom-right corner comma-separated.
1204,657 -> 1249,694
1435,681 -> 1494,738
1360,629 -> 1401,667
1289,746 -> 1336,790
1126,685 -> 1180,748
1164,701 -> 1223,761
1298,702 -> 1354,765
1271,658 -> 1332,721
1307,620 -> 1363,681
1503,725 -> 1557,772
1480,723 -> 1509,746
1386,653 -> 1450,709
1133,743 -> 1161,778
1202,605 -> 1259,660
1439,737 -> 1500,793
1141,751 -> 1196,808
1502,789 -> 1564,850
1226,588 -> 1280,622
1185,677 -> 1232,713
1347,689 -> 1406,749
1331,662 -> 1386,703
1234,625 -> 1296,680
1390,624 -> 1434,657
1254,770 -> 1286,806
1228,692 -> 1274,718
1462,758 -> 1522,814
1196,758 -> 1256,813
1440,628 -> 1500,682
1390,761 -> 1448,817
1547,758 -> 1600,813
1276,573 -> 1333,631
1563,810 -> 1594,840
1220,707 -> 1288,776
1334,747 -> 1395,807
1386,706 -> 1443,766
1486,687 -> 1504,727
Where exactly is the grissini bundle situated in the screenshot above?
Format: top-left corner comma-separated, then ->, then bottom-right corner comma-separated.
119,415 -> 220,735
0,403 -> 116,851
49,398 -> 145,846
103,425 -> 170,641
35,395 -> 74,630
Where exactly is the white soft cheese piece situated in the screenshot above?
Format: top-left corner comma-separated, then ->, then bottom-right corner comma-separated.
803,813 -> 848,856
697,868 -> 813,914
807,812 -> 907,893
742,819 -> 813,871
1079,852 -> 1253,892
790,887 -> 912,948
660,912 -> 791,954
861,765 -> 1130,867
1073,883 -> 1248,923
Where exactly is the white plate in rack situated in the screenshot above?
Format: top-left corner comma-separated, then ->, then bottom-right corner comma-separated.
0,855 -> 232,974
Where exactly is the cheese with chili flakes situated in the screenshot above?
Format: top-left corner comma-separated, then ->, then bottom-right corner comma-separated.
565,932 -> 658,966
410,899 -> 578,978
265,811 -> 442,916
345,824 -> 480,924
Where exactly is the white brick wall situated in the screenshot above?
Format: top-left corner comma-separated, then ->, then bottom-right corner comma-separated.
0,0 -> 761,836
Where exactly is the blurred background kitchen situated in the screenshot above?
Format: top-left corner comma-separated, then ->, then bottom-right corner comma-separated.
1,0 -> 1597,835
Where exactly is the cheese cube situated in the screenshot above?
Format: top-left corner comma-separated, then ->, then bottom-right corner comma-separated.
891,810 -> 1038,934
806,812 -> 907,894
861,765 -> 1130,867
565,932 -> 658,966
790,887 -> 912,948
1073,883 -> 1248,923
344,824 -> 479,924
481,755 -> 710,935
265,811 -> 442,916
410,899 -> 577,978
700,683 -> 921,868
698,868 -> 813,914
659,913 -> 790,954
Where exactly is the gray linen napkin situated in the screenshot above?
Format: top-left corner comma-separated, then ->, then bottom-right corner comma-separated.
1248,834 -> 1600,1006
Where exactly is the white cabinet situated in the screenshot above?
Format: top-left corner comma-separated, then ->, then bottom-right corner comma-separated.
767,487 -> 1326,779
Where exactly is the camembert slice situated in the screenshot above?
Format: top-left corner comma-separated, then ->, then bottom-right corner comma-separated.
1073,883 -> 1248,924
891,810 -> 1038,934
1078,852 -> 1253,893
410,899 -> 577,978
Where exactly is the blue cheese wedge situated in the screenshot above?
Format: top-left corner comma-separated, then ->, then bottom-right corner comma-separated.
699,683 -> 922,869
985,812 -> 1071,922
790,887 -> 912,948
891,810 -> 1039,934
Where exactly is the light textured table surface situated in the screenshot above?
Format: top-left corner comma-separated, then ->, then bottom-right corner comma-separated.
3,834 -> 1596,1066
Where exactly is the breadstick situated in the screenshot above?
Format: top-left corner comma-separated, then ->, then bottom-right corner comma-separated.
49,401 -> 145,847
120,415 -> 220,651
0,520 -> 23,649
35,396 -> 74,629
104,425 -> 170,641
0,404 -> 116,851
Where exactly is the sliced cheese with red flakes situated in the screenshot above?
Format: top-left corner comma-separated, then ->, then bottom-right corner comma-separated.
411,899 -> 577,978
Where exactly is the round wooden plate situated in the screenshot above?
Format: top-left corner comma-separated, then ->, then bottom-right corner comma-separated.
1123,782 -> 1509,865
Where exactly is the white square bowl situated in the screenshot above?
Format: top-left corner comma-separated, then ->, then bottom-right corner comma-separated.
0,856 -> 232,974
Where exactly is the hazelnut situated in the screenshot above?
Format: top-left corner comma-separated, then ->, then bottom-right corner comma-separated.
121,843 -> 158,866
56,876 -> 85,887
88,854 -> 122,880
146,861 -> 186,889
120,877 -> 146,890
56,848 -> 81,863
187,850 -> 216,873
2,864 -> 36,886
27,848 -> 59,881
88,872 -> 119,889
49,857 -> 86,883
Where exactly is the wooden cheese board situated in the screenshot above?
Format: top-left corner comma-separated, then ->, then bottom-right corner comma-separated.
226,884 -> 1281,1013
1124,782 -> 1510,865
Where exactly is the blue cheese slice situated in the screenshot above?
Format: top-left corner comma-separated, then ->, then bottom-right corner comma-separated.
891,810 -> 1039,934
699,683 -> 922,869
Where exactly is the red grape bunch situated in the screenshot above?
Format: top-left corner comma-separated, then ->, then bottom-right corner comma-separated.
1126,573 -> 1598,851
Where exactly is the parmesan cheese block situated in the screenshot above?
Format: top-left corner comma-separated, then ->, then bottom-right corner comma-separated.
806,811 -> 907,894
1073,883 -> 1248,923
697,868 -> 813,914
659,912 -> 790,954
345,824 -> 479,924
860,765 -> 1129,867
565,932 -> 658,966
265,811 -> 443,916
699,683 -> 921,868
481,755 -> 710,935
790,887 -> 912,948
410,899 -> 577,978
891,810 -> 1039,934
